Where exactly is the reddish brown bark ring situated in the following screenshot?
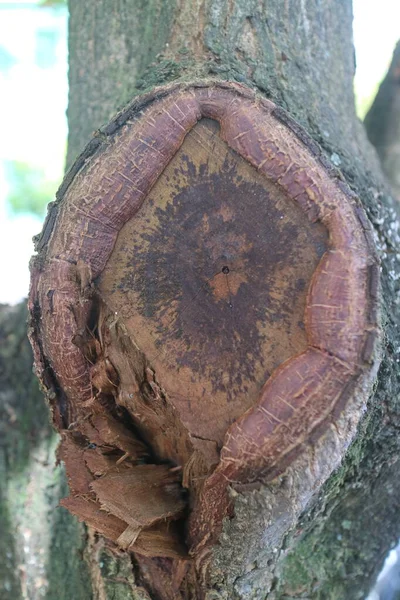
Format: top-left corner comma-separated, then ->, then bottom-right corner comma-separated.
28,80 -> 381,556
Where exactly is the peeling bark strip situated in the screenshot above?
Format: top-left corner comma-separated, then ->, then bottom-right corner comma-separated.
29,82 -> 380,573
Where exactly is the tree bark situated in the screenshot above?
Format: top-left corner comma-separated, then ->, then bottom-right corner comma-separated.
365,40 -> 400,200
4,1 -> 400,599
0,303 -> 94,600
64,3 -> 400,598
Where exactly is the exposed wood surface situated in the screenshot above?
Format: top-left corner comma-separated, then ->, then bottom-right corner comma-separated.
98,118 -> 328,448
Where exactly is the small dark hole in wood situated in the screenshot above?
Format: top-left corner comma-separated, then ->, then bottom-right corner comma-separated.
222,266 -> 230,274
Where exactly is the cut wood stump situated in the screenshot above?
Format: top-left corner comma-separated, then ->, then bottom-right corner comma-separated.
28,81 -> 381,593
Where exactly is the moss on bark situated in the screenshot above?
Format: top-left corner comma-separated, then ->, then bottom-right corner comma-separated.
45,475 -> 93,600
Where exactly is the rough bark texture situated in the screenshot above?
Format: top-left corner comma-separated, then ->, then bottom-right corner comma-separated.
0,302 -> 42,600
364,40 -> 400,201
4,0 -> 399,599
0,303 -> 93,600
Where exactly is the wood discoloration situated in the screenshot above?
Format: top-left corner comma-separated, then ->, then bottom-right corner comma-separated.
98,118 -> 328,447
28,81 -> 380,571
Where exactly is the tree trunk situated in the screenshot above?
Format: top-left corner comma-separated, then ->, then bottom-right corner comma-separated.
4,1 -> 400,599
0,303 -> 95,600
365,40 -> 400,200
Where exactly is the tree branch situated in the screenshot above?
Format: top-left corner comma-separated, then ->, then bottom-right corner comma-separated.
365,40 -> 400,199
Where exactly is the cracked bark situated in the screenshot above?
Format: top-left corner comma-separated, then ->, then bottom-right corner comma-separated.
3,1 -> 400,599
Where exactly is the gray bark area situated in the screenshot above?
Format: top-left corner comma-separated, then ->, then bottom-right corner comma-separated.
365,40 -> 400,200
2,1 -> 400,599
0,304 -> 93,600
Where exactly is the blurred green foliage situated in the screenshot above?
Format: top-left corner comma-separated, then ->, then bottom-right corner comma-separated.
5,160 -> 60,217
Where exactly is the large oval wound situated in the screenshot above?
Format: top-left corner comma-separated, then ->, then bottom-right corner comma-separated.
29,82 -> 380,561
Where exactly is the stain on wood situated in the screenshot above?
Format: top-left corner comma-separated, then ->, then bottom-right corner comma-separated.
98,119 -> 328,447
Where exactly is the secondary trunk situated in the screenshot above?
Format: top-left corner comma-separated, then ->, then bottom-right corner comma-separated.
365,40 -> 400,200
